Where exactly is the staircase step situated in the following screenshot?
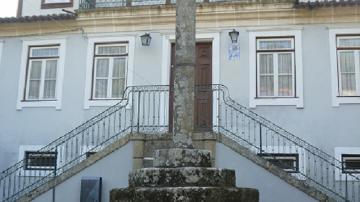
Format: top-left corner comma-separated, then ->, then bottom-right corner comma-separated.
129,167 -> 235,187
111,187 -> 259,202
153,148 -> 211,168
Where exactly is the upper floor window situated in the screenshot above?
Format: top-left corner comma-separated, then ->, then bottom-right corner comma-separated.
41,0 -> 73,9
256,37 -> 295,98
17,40 -> 66,110
336,36 -> 360,97
91,43 -> 128,100
25,46 -> 60,101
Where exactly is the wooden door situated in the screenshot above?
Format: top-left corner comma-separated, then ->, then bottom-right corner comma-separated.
169,42 -> 213,132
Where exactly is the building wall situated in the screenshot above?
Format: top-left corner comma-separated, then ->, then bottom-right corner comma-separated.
215,143 -> 317,202
29,142 -> 316,202
21,0 -> 79,16
32,142 -> 132,202
0,24 -> 359,173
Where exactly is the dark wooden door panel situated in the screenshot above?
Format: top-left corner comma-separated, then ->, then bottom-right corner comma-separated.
169,42 -> 212,132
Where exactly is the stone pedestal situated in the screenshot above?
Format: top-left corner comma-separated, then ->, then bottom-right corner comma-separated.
110,149 -> 259,202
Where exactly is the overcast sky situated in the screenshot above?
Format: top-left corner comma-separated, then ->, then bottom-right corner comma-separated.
0,1 -> 18,17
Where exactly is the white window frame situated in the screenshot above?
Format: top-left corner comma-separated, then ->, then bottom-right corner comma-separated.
84,36 -> 135,109
335,147 -> 360,181
25,46 -> 60,101
256,38 -> 296,98
0,41 -> 3,66
16,39 -> 66,110
329,29 -> 360,106
44,0 -> 71,3
261,146 -> 306,180
92,43 -> 128,100
249,30 -> 304,108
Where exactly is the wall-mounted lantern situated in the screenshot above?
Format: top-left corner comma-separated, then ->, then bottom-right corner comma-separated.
140,33 -> 152,46
229,29 -> 239,44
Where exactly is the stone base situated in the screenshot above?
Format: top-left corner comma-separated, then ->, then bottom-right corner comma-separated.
110,148 -> 259,202
129,167 -> 235,187
111,187 -> 259,202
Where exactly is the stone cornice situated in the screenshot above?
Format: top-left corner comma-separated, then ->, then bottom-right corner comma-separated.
0,1 -> 359,37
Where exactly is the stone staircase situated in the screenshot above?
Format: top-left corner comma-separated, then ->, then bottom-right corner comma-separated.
110,148 -> 259,202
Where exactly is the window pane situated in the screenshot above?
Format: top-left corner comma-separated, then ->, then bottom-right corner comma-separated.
278,53 -> 292,74
259,76 -> 274,96
338,37 -> 360,48
28,81 -> 41,99
278,75 -> 293,96
97,45 -> 127,55
259,54 -> 273,74
341,74 -> 356,96
96,59 -> 109,77
43,80 -> 56,99
30,61 -> 42,79
113,58 -> 126,78
95,79 -> 108,98
259,40 -> 292,50
45,60 -> 57,79
112,79 -> 125,98
31,47 -> 59,57
339,52 -> 355,73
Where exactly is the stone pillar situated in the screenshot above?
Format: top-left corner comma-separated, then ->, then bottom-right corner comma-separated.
173,0 -> 196,148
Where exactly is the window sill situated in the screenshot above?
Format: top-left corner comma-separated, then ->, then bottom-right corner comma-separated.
333,97 -> 360,107
16,100 -> 61,110
249,97 -> 303,108
41,2 -> 73,9
84,99 -> 128,109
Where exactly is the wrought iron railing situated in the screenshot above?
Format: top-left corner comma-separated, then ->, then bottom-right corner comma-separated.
0,85 -> 170,202
0,84 -> 359,201
78,0 -> 252,10
212,84 -> 360,202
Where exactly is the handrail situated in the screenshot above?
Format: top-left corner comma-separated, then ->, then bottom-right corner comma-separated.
0,85 -> 170,202
211,84 -> 360,201
1,84 -> 359,202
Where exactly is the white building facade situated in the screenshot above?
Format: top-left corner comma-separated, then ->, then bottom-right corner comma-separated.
1,0 -> 360,201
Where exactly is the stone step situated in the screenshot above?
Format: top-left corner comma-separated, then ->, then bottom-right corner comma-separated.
111,187 -> 259,202
153,149 -> 211,168
129,167 -> 235,187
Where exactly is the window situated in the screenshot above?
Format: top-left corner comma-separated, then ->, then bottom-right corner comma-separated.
17,40 -> 66,110
256,38 -> 295,98
249,30 -> 303,108
84,37 -> 134,109
41,0 -> 73,9
336,36 -> 360,97
259,153 -> 299,173
342,154 -> 360,174
25,46 -> 59,101
92,43 -> 128,100
24,151 -> 57,171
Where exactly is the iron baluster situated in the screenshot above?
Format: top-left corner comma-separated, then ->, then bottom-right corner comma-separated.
259,123 -> 263,154
137,91 -> 141,133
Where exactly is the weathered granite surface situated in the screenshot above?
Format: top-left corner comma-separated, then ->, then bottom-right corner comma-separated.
129,167 -> 236,187
111,187 -> 259,202
111,148 -> 259,202
172,0 -> 196,148
153,148 -> 211,168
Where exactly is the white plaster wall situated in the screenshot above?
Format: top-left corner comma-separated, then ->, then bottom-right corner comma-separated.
21,0 -> 79,16
215,143 -> 317,202
32,142 -> 133,202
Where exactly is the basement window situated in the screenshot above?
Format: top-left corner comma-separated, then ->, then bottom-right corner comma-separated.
24,151 -> 57,170
41,0 -> 73,9
342,154 -> 360,174
259,153 -> 299,173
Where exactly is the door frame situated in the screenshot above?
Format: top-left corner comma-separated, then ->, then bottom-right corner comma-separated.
161,33 -> 220,131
